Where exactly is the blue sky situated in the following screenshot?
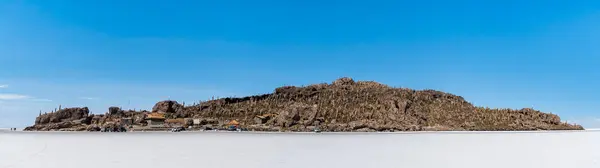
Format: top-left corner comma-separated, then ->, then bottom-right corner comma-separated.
1,0 -> 599,128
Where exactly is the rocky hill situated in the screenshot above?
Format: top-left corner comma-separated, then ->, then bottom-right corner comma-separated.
25,77 -> 583,132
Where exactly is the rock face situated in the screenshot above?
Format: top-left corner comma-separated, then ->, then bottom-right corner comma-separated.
25,107 -> 148,131
152,100 -> 183,113
34,107 -> 90,125
25,107 -> 91,131
25,77 -> 584,132
108,107 -> 124,116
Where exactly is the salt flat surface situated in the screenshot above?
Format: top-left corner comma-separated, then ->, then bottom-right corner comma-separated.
1,131 -> 599,168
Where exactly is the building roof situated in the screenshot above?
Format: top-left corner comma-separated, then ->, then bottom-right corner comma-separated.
228,120 -> 240,125
146,112 -> 166,120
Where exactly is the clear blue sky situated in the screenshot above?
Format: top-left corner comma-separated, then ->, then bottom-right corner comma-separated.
1,0 -> 599,128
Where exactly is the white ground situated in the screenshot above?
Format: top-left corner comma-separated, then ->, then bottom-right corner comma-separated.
1,131 -> 599,168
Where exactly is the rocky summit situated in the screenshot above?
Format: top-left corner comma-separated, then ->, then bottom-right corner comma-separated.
25,77 -> 584,132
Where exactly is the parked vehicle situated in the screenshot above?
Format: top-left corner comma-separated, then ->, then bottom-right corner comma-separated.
100,126 -> 127,132
171,127 -> 185,132
228,125 -> 238,131
314,127 -> 322,133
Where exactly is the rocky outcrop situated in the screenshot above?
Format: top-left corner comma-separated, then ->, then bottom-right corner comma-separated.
25,77 -> 584,132
108,107 -> 124,116
25,107 -> 147,131
152,100 -> 187,118
152,100 -> 184,113
183,77 -> 583,131
34,107 -> 90,125
26,107 -> 90,131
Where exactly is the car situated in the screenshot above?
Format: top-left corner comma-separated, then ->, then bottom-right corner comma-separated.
171,127 -> 185,132
228,125 -> 238,131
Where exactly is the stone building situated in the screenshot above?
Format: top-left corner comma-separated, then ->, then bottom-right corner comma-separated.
146,113 -> 166,128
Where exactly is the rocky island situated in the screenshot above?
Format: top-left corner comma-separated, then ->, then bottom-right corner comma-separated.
24,77 -> 584,132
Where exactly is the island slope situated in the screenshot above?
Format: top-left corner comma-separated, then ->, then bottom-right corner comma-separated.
25,77 -> 583,132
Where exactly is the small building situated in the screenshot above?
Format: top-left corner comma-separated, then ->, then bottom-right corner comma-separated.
146,113 -> 166,128
227,120 -> 240,130
193,119 -> 201,125
228,120 -> 239,126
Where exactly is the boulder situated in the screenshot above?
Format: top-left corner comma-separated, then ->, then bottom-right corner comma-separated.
108,107 -> 123,115
254,115 -> 273,124
332,77 -> 355,86
152,100 -> 184,113
276,109 -> 300,127
152,100 -> 193,118
87,125 -> 101,132
299,105 -> 319,125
